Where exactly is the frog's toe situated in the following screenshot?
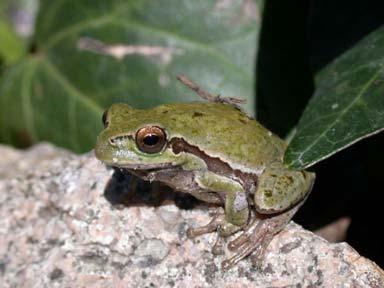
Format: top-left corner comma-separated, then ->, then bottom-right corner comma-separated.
186,226 -> 214,238
227,232 -> 250,251
221,237 -> 272,270
222,230 -> 271,270
227,213 -> 258,250
186,213 -> 225,238
221,226 -> 266,270
212,236 -> 225,255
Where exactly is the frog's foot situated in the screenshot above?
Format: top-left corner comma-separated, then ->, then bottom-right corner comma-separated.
221,219 -> 273,270
186,209 -> 243,238
212,222 -> 246,254
186,211 -> 225,238
212,234 -> 226,255
221,205 -> 300,270
186,211 -> 244,255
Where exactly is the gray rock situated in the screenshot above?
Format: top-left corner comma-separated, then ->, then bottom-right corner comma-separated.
0,143 -> 383,287
133,238 -> 169,267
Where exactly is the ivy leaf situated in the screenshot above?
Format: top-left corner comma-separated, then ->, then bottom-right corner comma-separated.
0,21 -> 25,64
285,26 -> 384,169
0,0 -> 263,151
0,0 -> 33,64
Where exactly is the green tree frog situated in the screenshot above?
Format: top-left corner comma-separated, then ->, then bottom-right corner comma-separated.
95,101 -> 315,269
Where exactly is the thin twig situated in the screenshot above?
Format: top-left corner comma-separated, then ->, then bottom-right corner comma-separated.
176,75 -> 246,107
176,75 -> 217,102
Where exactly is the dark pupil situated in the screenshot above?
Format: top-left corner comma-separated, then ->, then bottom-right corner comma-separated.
143,134 -> 160,146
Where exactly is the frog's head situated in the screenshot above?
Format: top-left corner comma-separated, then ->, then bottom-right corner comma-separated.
95,103 -> 183,170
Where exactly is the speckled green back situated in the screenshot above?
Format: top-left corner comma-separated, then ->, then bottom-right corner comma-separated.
107,102 -> 286,171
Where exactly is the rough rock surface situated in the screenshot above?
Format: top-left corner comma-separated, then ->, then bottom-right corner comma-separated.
0,143 -> 383,288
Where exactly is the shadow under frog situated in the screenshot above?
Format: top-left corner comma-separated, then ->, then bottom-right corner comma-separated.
104,166 -> 198,210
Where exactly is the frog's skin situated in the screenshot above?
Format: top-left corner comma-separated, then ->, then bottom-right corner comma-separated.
95,102 -> 315,269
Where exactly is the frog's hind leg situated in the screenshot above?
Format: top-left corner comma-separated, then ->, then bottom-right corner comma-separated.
254,163 -> 315,214
222,203 -> 301,270
221,164 -> 315,269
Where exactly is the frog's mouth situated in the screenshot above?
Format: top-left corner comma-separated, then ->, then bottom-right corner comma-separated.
109,162 -> 177,171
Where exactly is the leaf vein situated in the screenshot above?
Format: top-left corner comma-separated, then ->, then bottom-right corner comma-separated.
292,65 -> 384,168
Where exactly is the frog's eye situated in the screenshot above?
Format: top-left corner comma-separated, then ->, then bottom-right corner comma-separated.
102,109 -> 109,128
135,126 -> 167,154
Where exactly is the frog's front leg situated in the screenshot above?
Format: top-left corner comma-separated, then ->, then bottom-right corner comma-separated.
187,171 -> 250,239
222,163 -> 315,269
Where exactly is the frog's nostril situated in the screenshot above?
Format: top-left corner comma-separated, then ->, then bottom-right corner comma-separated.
109,135 -> 131,146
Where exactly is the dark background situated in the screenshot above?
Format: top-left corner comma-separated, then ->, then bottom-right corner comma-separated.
257,0 -> 384,266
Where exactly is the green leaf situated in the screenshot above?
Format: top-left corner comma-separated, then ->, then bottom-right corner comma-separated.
0,21 -> 25,64
285,26 -> 384,169
0,0 -> 263,152
0,0 -> 31,64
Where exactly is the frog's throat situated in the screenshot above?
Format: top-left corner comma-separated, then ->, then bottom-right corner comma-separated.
169,137 -> 258,193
